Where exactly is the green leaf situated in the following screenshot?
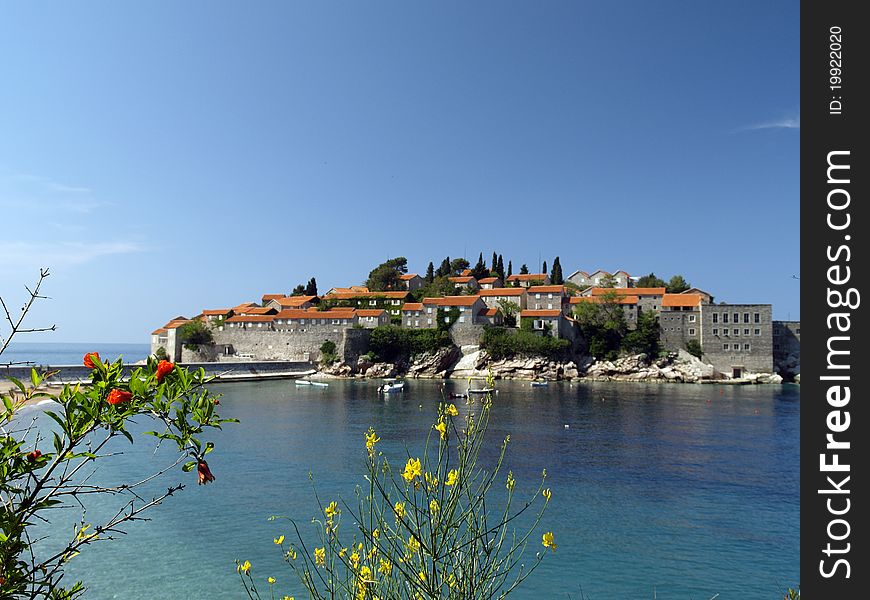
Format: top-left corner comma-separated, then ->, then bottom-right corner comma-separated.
7,376 -> 27,395
182,460 -> 197,472
30,368 -> 41,388
204,441 -> 215,455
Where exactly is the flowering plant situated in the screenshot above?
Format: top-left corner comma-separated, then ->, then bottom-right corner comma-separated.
0,352 -> 232,598
242,374 -> 554,599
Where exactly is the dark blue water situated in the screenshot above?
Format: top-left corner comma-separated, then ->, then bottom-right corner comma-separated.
28,380 -> 798,599
2,342 -> 151,366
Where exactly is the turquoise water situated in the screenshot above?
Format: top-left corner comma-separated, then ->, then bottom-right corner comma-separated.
29,380 -> 798,599
2,342 -> 151,366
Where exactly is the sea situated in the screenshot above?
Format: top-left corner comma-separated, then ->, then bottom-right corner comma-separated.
15,372 -> 800,599
1,342 -> 151,366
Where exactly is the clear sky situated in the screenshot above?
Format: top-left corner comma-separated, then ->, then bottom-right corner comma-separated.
0,1 -> 799,343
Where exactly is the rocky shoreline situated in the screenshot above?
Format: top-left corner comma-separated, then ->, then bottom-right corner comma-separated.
318,346 -> 791,385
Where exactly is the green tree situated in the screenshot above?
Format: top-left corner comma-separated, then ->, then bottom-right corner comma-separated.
425,261 -> 435,283
572,292 -> 627,360
320,340 -> 338,365
550,256 -> 563,285
437,257 -> 451,278
496,299 -> 520,328
305,277 -> 318,296
636,272 -> 666,288
685,339 -> 703,359
622,310 -> 661,357
666,274 -> 691,293
178,319 -> 214,351
366,257 -> 408,291
496,255 -> 505,280
491,251 -> 498,273
470,253 -> 488,280
519,264 -> 529,275
450,257 -> 470,276
541,260 -> 547,276
291,284 -> 306,296
507,260 -> 513,278
598,274 -> 618,288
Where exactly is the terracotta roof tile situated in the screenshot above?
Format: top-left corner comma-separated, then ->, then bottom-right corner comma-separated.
507,273 -> 548,281
261,294 -> 284,302
436,295 -> 482,307
478,288 -> 525,297
275,309 -> 356,320
520,310 -> 562,317
477,277 -> 499,284
589,287 -> 665,296
448,276 -> 475,283
570,296 -> 638,305
235,306 -> 277,315
478,307 -> 499,317
327,291 -> 409,300
202,309 -> 232,316
527,285 -> 566,294
662,293 -> 703,307
226,315 -> 275,323
275,295 -> 318,307
356,309 -> 386,317
151,328 -> 168,335
399,273 -> 419,280
402,303 -> 424,311
460,269 -> 472,276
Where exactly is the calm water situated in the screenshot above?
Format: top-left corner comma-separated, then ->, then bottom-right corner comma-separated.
2,342 -> 151,366
27,380 -> 799,599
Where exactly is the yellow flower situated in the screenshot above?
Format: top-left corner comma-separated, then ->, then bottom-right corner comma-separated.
434,418 -> 447,440
506,471 -> 515,492
372,528 -> 380,539
394,501 -> 406,521
402,458 -> 422,483
542,488 -> 552,502
406,535 -> 421,555
282,597 -> 295,600
429,499 -> 439,514
267,577 -> 276,584
339,547 -> 348,557
237,560 -> 251,574
378,558 -> 393,576
365,427 -> 380,455
447,573 -> 457,589
418,571 -> 426,582
357,542 -> 363,551
446,403 -> 459,417
274,535 -> 284,545
542,531 -> 557,551
325,501 -> 340,519
350,551 -> 360,568
445,469 -> 459,486
425,471 -> 438,489
286,548 -> 297,561
367,546 -> 378,560
315,547 -> 326,566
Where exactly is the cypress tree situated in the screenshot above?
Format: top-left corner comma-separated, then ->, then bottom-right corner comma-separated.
507,260 -> 513,278
551,257 -> 563,285
491,252 -> 498,273
496,255 -> 505,280
542,260 -> 548,276
305,277 -> 318,296
520,264 -> 529,274
426,262 -> 435,283
438,257 -> 451,277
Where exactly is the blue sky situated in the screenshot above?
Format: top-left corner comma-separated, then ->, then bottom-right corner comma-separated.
0,1 -> 799,343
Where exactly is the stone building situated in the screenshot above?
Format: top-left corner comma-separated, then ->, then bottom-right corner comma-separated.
477,276 -> 503,290
150,317 -> 190,361
586,287 -> 666,313
265,295 -> 319,311
272,308 -> 358,332
322,291 -> 411,320
567,269 -> 632,288
658,293 -> 703,350
478,287 -> 527,311
518,309 -> 575,339
401,303 -> 428,328
448,276 -> 479,292
506,273 -> 549,288
698,304 -> 773,376
399,273 -> 424,291
356,309 -> 390,328
569,295 -> 639,327
526,285 -> 569,313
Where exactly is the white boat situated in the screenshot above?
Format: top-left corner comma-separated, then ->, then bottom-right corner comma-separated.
467,387 -> 496,394
296,380 -> 329,387
530,381 -> 548,387
379,381 -> 405,393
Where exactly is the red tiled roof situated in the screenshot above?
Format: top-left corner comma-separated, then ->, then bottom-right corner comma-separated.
477,277 -> 499,284
422,297 -> 444,306
327,291 -> 409,300
437,295 -> 482,307
274,295 -> 318,307
235,306 -> 277,315
151,328 -> 167,335
478,307 -> 499,317
479,288 -> 525,297
326,286 -> 370,295
232,302 -> 259,311
520,310 -> 562,317
275,309 -> 356,320
261,294 -> 284,302
662,293 -> 703,307
590,287 -> 665,296
527,285 -> 566,294
402,303 -> 424,311
448,276 -> 475,283
356,309 -> 386,317
399,273 -> 419,280
202,309 -> 232,316
163,319 -> 190,329
460,269 -> 472,276
571,296 -> 638,305
226,315 -> 275,323
507,273 -> 548,281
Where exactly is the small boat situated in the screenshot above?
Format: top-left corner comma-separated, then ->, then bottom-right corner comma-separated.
530,381 -> 548,387
467,387 -> 496,394
296,380 -> 329,387
379,381 -> 405,393
448,392 -> 468,399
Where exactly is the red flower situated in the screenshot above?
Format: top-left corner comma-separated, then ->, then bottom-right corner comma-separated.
197,461 -> 215,485
107,389 -> 132,405
83,352 -> 101,369
156,360 -> 175,383
27,449 -> 42,463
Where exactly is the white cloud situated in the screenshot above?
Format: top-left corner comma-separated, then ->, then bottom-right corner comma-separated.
737,115 -> 800,132
0,241 -> 145,270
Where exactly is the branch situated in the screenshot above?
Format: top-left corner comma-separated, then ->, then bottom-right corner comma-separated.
0,267 -> 57,359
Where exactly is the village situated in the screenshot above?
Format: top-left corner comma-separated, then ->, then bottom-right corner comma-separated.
151,262 -> 801,382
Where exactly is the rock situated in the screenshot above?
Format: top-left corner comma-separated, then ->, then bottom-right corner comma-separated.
365,362 -> 397,378
322,362 -> 353,377
356,355 -> 374,375
407,347 -> 461,378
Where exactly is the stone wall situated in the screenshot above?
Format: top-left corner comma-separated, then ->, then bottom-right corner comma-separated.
699,304 -> 773,374
211,327 -> 365,363
449,322 -> 486,347
659,308 -> 701,351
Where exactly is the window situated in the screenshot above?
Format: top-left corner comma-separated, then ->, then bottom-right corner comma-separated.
459,316 -> 466,323
548,293 -> 553,299
743,313 -> 750,323
733,330 -> 739,337
688,315 -> 696,322
744,329 -> 750,335
300,319 -> 306,325
712,328 -> 719,335
689,328 -> 696,335
427,318 -> 432,325
415,320 -> 419,327
444,317 -> 450,323
723,313 -> 729,323
723,343 -> 729,350
754,313 -> 760,323
534,320 -> 545,330
733,313 -> 739,323
427,307 -> 432,314
712,314 -> 719,323
743,343 -> 750,350
369,300 -> 377,306
755,328 -> 761,335
723,328 -> 729,336
406,320 -> 412,326
796,328 -> 801,334
535,293 -> 541,299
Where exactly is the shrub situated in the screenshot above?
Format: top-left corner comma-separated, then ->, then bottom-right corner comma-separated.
178,319 -> 214,351
368,326 -> 452,362
320,340 -> 338,365
685,339 -> 703,358
481,327 -> 570,360
242,380 -> 555,599
153,345 -> 169,361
